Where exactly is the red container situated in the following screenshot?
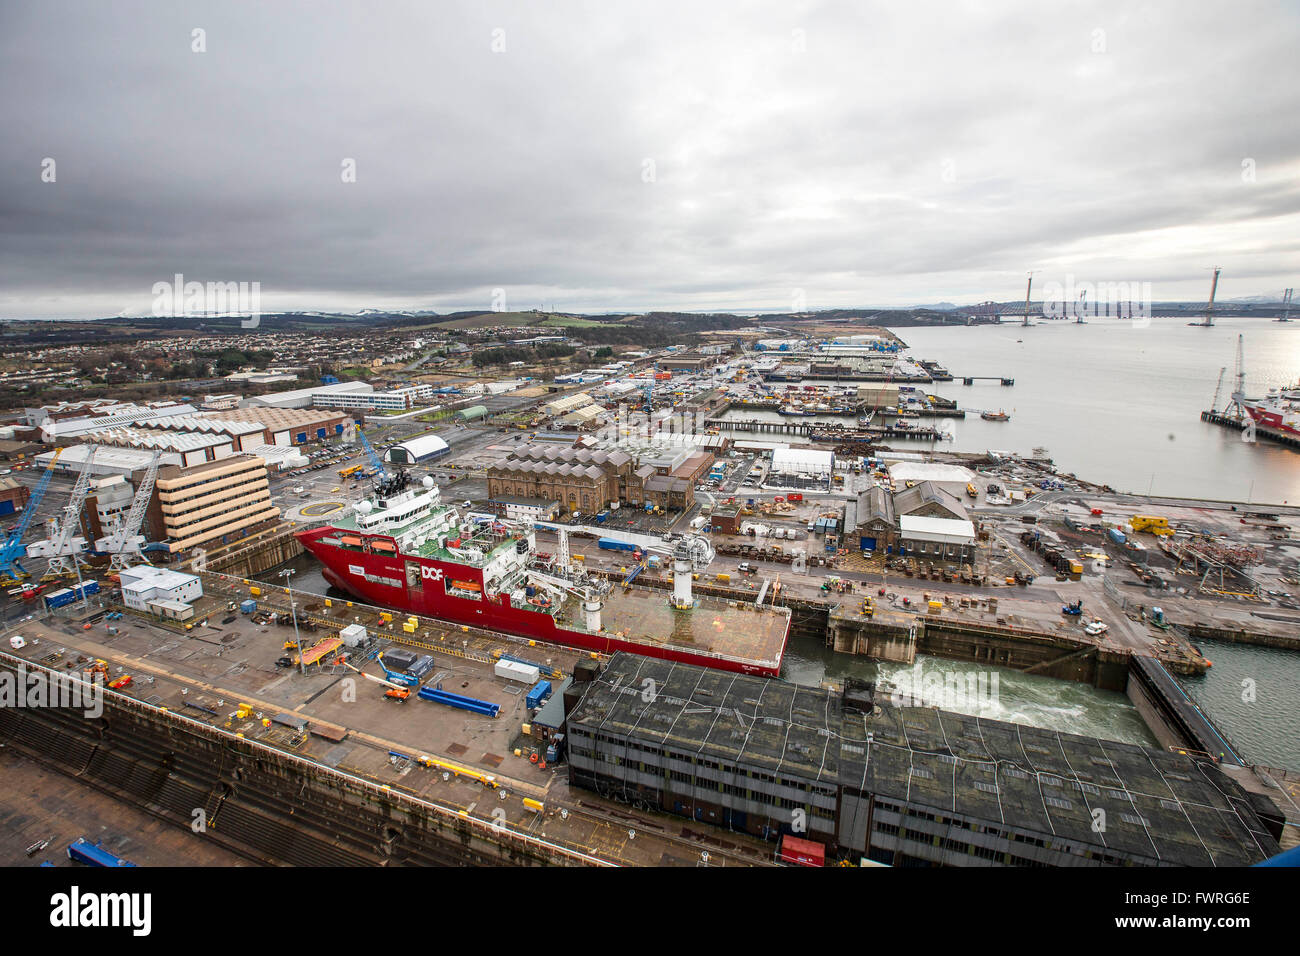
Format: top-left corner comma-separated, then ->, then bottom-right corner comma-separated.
779,834 -> 825,867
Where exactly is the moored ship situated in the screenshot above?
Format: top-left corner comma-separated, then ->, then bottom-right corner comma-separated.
1243,392 -> 1300,437
295,472 -> 789,676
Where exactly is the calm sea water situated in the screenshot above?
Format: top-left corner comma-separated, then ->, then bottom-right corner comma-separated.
887,317 -> 1300,503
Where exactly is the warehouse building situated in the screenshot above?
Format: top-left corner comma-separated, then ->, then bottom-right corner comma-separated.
893,481 -> 968,522
312,384 -> 434,411
567,654 -> 1281,867
119,565 -> 203,612
36,445 -> 185,478
145,454 -> 279,554
240,380 -> 373,410
485,496 -> 560,523
200,407 -> 350,445
384,433 -> 450,465
36,402 -> 198,442
898,515 -> 977,564
0,477 -> 30,517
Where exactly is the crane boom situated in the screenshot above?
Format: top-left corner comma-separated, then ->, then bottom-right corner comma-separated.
41,448 -> 98,576
0,449 -> 63,580
356,428 -> 390,483
105,450 -> 164,572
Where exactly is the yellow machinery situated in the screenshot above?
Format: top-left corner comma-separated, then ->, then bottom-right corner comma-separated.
1131,515 -> 1174,537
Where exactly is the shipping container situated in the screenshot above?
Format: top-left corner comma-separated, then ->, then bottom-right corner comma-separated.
495,659 -> 541,684
526,679 -> 552,709
597,537 -> 637,552
778,834 -> 825,867
239,599 -> 257,614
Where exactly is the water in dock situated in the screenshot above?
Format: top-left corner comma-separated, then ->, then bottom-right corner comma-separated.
782,635 -> 1158,746
1175,638 -> 1300,768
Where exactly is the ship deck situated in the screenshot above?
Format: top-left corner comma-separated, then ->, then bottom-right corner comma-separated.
555,587 -> 789,667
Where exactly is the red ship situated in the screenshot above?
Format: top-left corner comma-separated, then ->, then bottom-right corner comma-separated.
294,473 -> 788,676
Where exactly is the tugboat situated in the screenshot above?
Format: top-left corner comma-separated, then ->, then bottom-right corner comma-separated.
981,410 -> 1010,422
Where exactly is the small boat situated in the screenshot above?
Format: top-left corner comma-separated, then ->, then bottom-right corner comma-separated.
981,410 -> 1010,422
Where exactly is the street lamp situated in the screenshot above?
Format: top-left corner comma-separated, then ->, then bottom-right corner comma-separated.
280,568 -> 304,675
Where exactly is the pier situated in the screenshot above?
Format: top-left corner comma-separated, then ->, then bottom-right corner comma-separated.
705,418 -> 943,441
960,376 -> 1015,386
1201,410 -> 1300,450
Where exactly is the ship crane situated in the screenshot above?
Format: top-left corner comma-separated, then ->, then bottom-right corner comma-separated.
29,448 -> 99,576
526,568 -> 611,632
636,534 -> 716,610
1209,367 -> 1226,414
356,427 -> 392,486
0,449 -> 63,582
103,450 -> 164,572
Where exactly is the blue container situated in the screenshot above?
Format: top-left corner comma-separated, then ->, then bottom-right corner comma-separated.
240,600 -> 257,614
526,680 -> 552,710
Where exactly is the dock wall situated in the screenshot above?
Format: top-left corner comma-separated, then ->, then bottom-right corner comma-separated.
0,654 -> 602,867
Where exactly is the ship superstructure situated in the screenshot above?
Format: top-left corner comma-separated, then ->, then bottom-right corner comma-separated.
295,473 -> 789,676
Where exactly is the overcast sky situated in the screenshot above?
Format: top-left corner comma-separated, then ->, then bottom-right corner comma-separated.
2,1 -> 1298,319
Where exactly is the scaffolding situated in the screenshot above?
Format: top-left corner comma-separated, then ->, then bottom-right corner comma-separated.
1170,538 -> 1262,595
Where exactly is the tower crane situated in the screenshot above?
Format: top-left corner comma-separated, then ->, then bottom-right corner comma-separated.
103,450 -> 164,572
0,450 -> 63,582
28,448 -> 98,576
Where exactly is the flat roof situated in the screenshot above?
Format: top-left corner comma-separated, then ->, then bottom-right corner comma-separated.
570,653 -> 1280,866
899,515 -> 976,542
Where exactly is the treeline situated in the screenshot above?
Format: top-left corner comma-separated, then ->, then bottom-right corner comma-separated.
471,343 -> 577,367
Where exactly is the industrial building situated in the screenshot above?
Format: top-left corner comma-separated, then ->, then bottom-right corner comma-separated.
0,477 -> 30,517
898,515 -> 977,564
240,380 -> 372,410
769,447 -> 835,489
35,402 -> 198,442
36,444 -> 185,478
200,407 -> 351,445
567,654 -> 1281,867
384,433 -> 450,465
145,454 -> 279,554
893,481 -> 969,522
119,565 -> 203,613
311,384 -> 434,411
486,496 -> 560,523
886,461 -> 976,498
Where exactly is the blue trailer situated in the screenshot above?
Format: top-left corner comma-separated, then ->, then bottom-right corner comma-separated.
67,838 -> 136,868
597,537 -> 638,552
239,599 -> 257,614
526,680 -> 552,710
1107,528 -> 1126,545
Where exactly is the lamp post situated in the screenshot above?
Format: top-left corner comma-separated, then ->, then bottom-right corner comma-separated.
280,568 -> 304,675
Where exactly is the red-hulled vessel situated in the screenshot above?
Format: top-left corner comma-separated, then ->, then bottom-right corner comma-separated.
294,473 -> 788,676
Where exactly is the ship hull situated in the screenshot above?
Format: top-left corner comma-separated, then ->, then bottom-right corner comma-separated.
1244,403 -> 1300,437
296,526 -> 783,677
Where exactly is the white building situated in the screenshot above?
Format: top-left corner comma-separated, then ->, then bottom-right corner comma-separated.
119,565 -> 204,612
898,515 -> 977,564
886,462 -> 975,498
241,381 -> 373,410
311,384 -> 434,411
771,447 -> 835,476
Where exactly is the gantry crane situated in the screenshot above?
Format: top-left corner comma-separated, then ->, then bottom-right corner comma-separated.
0,450 -> 63,582
103,450 -> 164,572
29,448 -> 98,577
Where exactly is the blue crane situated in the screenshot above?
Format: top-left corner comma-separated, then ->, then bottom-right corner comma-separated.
0,450 -> 62,582
355,428 -> 390,483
